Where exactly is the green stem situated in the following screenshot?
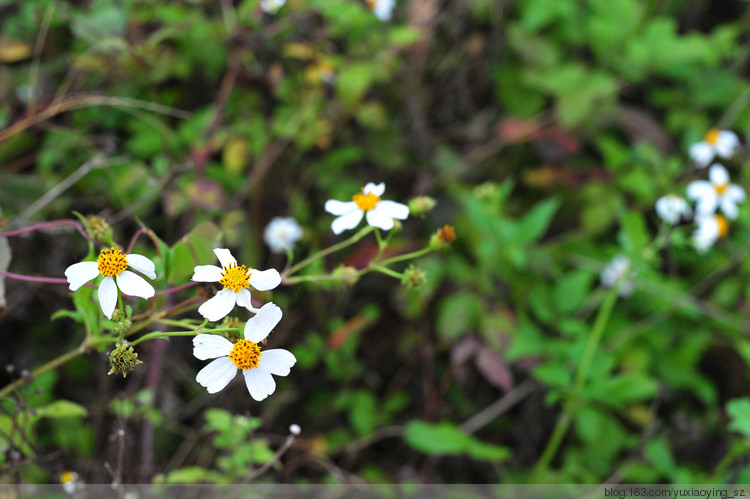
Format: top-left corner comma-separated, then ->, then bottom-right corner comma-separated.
530,285 -> 620,482
708,439 -> 750,483
285,226 -> 373,277
370,264 -> 403,280
379,246 -> 433,267
129,330 -> 201,347
374,229 -> 386,260
284,273 -> 362,285
157,318 -> 201,330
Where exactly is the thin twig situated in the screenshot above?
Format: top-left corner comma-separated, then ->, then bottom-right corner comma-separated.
460,380 -> 536,434
244,432 -> 298,482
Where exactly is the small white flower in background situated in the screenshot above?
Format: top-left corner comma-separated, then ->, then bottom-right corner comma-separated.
655,194 -> 692,225
600,255 -> 635,297
693,214 -> 729,253
367,0 -> 395,21
260,0 -> 286,14
64,247 -> 156,319
289,423 -> 301,435
264,217 -> 303,253
689,129 -> 739,168
325,182 -> 409,234
192,248 -> 281,322
60,470 -> 85,494
193,303 -> 296,401
687,164 -> 746,219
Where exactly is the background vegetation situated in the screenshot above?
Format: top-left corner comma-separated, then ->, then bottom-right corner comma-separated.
3,0 -> 750,485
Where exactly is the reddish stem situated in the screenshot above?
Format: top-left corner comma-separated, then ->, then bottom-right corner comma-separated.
155,281 -> 198,296
0,269 -> 97,288
0,219 -> 106,247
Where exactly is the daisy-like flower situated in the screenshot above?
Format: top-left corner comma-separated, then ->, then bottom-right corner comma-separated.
687,164 -> 746,219
263,217 -> 303,254
693,214 -> 729,253
689,129 -> 739,168
600,255 -> 635,297
260,0 -> 286,14
64,247 -> 156,319
59,471 -> 85,494
192,248 -> 281,322
324,182 -> 409,235
367,0 -> 394,21
655,194 -> 692,225
193,303 -> 296,401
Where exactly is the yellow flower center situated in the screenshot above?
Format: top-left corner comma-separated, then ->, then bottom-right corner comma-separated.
705,129 -> 720,145
715,183 -> 728,196
97,247 -> 128,277
716,215 -> 729,239
219,262 -> 251,293
228,339 -> 262,370
60,471 -> 76,484
353,190 -> 380,211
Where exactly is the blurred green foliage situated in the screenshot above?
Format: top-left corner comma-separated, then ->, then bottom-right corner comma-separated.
2,0 -> 750,486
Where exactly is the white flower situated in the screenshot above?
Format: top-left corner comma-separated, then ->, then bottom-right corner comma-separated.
324,182 -> 409,234
263,217 -> 303,253
289,423 -> 301,435
655,194 -> 691,225
689,129 -> 739,168
600,255 -> 634,297
60,471 -> 85,494
687,164 -> 746,219
193,303 -> 296,401
260,0 -> 286,14
367,0 -> 394,21
64,247 -> 156,319
693,214 -> 729,253
192,248 -> 281,322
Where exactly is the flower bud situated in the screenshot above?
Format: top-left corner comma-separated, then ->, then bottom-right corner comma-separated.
332,265 -> 359,286
108,344 -> 143,378
408,196 -> 436,218
86,216 -> 113,244
401,265 -> 427,288
473,182 -> 499,201
430,225 -> 456,250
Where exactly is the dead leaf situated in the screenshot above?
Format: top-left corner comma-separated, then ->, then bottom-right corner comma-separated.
476,345 -> 513,392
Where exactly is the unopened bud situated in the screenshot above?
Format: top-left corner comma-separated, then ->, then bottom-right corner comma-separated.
473,182 -> 499,201
108,344 -> 143,378
401,265 -> 427,288
430,225 -> 456,250
86,216 -> 113,243
110,309 -> 124,322
408,196 -> 436,218
332,265 -> 359,286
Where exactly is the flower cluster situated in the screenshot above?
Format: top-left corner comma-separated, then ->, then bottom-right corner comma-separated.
654,129 -> 745,253
61,179 -> 433,403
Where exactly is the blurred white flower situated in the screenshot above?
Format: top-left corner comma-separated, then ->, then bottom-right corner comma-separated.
260,0 -> 286,14
264,217 -> 303,253
693,214 -> 729,253
655,194 -> 691,225
193,303 -> 296,401
60,471 -> 85,494
367,0 -> 394,21
192,248 -> 281,322
687,164 -> 746,219
289,423 -> 301,435
325,182 -> 409,234
64,247 -> 156,319
600,255 -> 634,297
689,129 -> 739,168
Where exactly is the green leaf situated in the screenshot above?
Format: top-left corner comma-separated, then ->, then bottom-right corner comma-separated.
163,466 -> 228,484
349,391 -> 378,436
336,62 -> 377,107
169,222 -> 222,285
436,292 -> 484,340
727,398 -> 750,437
553,271 -> 594,314
517,198 -> 560,244
618,212 -> 649,256
532,361 -> 572,388
404,421 -> 509,462
644,437 -> 676,478
586,372 -> 659,408
35,400 -> 88,419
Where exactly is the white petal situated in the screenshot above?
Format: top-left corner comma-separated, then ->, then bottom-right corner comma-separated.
213,248 -> 236,268
64,261 -> 100,291
192,265 -> 223,282
116,270 -> 155,299
193,334 -> 234,360
709,164 -> 730,185
236,287 -> 253,311
366,209 -> 395,231
244,302 -> 283,343
248,268 -> 281,291
375,200 -> 409,220
689,142 -> 714,167
655,197 -> 678,225
720,198 -> 739,220
98,276 -> 118,319
198,288 -> 237,322
364,182 -> 386,197
331,210 -> 364,235
325,199 -> 358,216
126,254 -> 156,280
725,185 -> 746,204
196,357 -> 237,394
716,131 -> 739,158
373,0 -> 394,21
695,195 -> 719,216
259,349 -> 296,376
243,368 -> 276,401
686,181 -> 713,201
